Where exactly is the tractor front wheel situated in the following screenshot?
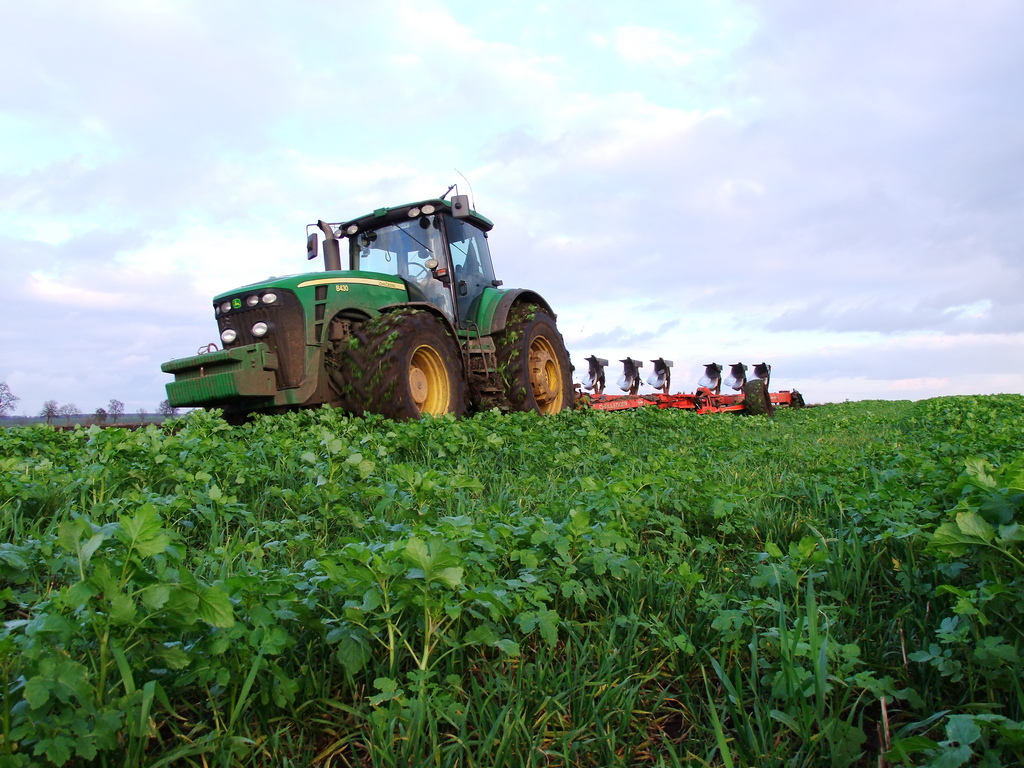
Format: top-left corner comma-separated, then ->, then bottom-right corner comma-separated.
494,303 -> 573,414
328,309 -> 468,420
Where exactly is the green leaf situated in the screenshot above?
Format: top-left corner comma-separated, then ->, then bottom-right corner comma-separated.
142,584 -> 171,611
929,522 -> 974,555
79,531 -> 108,567
956,510 -> 995,544
155,644 -> 192,670
537,609 -> 560,647
24,676 -> 50,709
495,638 -> 521,656
999,521 -> 1022,543
434,567 -> 463,589
65,580 -> 98,609
464,625 -> 498,645
109,591 -> 137,625
671,633 -> 696,655
765,542 -> 784,559
368,676 -> 404,706
196,585 -> 235,627
884,735 -> 939,760
38,735 -> 75,766
336,634 -> 371,675
945,714 -> 982,746
404,537 -> 431,572
964,456 -> 998,488
119,506 -> 170,558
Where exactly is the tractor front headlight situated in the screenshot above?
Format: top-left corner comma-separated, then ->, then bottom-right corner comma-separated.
252,322 -> 269,338
220,301 -> 232,314
221,329 -> 237,344
261,293 -> 277,304
246,294 -> 260,307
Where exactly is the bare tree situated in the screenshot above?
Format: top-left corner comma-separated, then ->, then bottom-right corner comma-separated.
40,400 -> 59,425
108,399 -> 125,423
137,407 -> 148,422
94,407 -> 108,425
157,399 -> 179,418
0,382 -> 19,416
58,403 -> 79,425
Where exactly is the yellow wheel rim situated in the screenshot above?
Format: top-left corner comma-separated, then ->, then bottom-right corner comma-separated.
409,344 -> 451,416
528,335 -> 565,414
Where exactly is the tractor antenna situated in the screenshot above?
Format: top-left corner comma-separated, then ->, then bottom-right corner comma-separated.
440,183 -> 457,201
454,168 -> 475,210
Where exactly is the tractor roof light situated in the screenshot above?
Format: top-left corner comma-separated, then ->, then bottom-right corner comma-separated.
220,301 -> 232,314
698,363 -> 723,394
346,224 -> 360,235
582,355 -> 608,394
725,363 -> 748,391
408,207 -> 421,217
262,292 -> 278,304
647,358 -> 673,394
246,294 -> 260,307
618,358 -> 642,395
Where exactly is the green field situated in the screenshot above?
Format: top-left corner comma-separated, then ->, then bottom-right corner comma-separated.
2,396 -> 1022,767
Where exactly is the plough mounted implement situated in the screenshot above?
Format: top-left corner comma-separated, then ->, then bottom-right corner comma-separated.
577,357 -> 804,416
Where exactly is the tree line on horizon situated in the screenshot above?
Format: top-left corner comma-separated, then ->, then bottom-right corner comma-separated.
0,382 -> 179,425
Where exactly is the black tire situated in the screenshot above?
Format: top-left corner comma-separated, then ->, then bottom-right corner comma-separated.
327,309 -> 468,420
494,303 -> 573,414
742,378 -> 775,416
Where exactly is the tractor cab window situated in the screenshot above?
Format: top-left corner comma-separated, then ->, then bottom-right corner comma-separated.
351,217 -> 453,318
445,216 -> 496,323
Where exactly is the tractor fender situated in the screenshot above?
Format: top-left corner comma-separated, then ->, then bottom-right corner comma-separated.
378,302 -> 460,339
485,289 -> 556,334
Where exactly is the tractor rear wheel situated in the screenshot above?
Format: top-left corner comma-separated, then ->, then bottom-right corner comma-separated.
328,309 -> 468,420
742,378 -> 775,416
494,303 -> 573,414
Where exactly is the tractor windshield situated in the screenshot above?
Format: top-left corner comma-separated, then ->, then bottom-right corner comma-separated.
351,216 -> 453,317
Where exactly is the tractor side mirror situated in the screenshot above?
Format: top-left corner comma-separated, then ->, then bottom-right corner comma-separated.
426,258 -> 451,285
306,233 -> 318,260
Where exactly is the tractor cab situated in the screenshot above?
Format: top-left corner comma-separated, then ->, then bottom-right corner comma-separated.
307,195 -> 500,330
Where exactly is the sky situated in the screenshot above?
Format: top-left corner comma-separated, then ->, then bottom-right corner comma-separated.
2,0 -> 1023,415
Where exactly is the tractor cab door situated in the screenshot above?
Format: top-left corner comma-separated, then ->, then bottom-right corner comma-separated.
445,216 -> 497,328
354,218 -> 454,319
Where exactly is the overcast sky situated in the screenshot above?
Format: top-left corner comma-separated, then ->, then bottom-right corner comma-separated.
2,0 -> 1023,415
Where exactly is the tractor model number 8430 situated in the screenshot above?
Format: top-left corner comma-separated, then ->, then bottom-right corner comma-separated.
161,190 -> 574,421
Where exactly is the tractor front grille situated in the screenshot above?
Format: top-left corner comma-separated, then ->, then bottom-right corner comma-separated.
216,289 -> 305,389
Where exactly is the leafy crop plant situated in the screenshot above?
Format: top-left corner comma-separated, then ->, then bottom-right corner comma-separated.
1,396 -> 1022,766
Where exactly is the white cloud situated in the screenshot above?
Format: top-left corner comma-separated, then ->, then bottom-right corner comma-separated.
613,26 -> 698,68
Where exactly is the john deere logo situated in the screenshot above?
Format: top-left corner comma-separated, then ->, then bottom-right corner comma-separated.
232,298 -> 242,309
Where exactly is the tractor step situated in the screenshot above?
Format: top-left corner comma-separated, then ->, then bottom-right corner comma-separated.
462,336 -> 501,393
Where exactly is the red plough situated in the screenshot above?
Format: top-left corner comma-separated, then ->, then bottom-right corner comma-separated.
576,358 -> 804,415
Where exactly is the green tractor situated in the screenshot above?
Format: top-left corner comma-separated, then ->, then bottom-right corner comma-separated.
161,193 -> 574,421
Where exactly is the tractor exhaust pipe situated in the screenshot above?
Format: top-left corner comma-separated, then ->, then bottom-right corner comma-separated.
317,220 -> 342,272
